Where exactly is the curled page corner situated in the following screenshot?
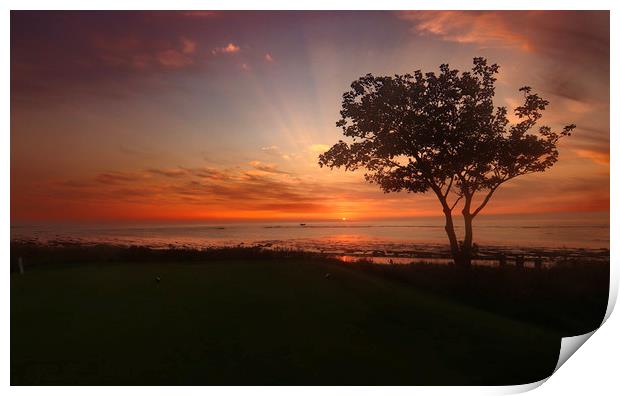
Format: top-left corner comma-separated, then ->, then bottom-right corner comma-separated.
502,330 -> 598,394
603,278 -> 618,323
554,330 -> 596,373
502,378 -> 548,394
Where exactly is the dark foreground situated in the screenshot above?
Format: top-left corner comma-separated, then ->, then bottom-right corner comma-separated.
11,245 -> 609,385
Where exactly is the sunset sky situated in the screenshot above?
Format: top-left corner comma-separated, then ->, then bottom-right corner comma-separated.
11,11 -> 610,223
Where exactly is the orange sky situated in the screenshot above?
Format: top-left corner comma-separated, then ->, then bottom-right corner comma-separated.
11,11 -> 609,223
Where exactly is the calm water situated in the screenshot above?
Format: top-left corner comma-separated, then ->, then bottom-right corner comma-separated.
12,212 -> 609,256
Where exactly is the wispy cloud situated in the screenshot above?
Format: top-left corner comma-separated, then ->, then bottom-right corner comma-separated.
94,35 -> 198,70
35,163 -> 350,219
156,49 -> 193,68
15,157 -> 609,221
261,145 -> 297,161
183,167 -> 232,180
96,171 -> 143,185
574,149 -> 610,166
261,145 -> 280,152
146,168 -> 188,178
248,160 -> 289,174
399,10 -> 609,67
400,11 -> 533,51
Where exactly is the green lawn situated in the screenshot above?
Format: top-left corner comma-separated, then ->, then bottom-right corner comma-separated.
11,259 -> 561,385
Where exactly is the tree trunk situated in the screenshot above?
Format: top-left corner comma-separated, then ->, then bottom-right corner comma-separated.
460,213 -> 474,268
455,192 -> 474,269
442,208 -> 464,267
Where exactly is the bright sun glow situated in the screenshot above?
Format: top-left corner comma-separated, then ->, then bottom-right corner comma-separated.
341,217 -> 347,221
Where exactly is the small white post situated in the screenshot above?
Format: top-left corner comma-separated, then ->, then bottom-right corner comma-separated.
18,257 -> 24,275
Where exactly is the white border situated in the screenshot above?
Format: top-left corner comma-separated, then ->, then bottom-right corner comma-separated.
3,1 -> 618,395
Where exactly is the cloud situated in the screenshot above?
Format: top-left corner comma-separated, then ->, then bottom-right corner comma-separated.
261,145 -> 280,152
183,167 -> 231,180
10,12 -> 219,103
398,11 -> 609,69
32,162 -> 375,220
401,11 -> 532,51
261,145 -> 296,161
92,34 -> 198,71
248,160 -> 289,174
264,53 -> 274,62
574,149 -> 610,166
252,202 -> 326,212
211,43 -> 240,55
146,168 -> 188,177
180,37 -> 197,54
156,49 -> 193,68
96,171 -> 142,184
18,155 -> 609,221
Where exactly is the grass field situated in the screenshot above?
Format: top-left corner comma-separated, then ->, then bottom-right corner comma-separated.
10,254 -> 571,385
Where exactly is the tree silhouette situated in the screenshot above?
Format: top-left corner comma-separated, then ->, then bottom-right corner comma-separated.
319,58 -> 575,268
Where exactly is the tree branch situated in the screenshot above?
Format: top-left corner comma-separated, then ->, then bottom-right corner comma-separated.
471,173 -> 521,217
449,195 -> 463,211
443,176 -> 454,199
472,186 -> 497,217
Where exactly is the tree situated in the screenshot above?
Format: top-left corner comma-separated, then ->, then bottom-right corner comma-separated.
318,58 -> 575,268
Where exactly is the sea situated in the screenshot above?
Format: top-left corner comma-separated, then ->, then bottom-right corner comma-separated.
11,212 -> 609,266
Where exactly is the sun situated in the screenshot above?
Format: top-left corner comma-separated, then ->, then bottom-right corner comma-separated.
341,217 -> 347,221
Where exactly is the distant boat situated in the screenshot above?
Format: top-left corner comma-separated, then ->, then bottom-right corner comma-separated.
300,223 -> 307,226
